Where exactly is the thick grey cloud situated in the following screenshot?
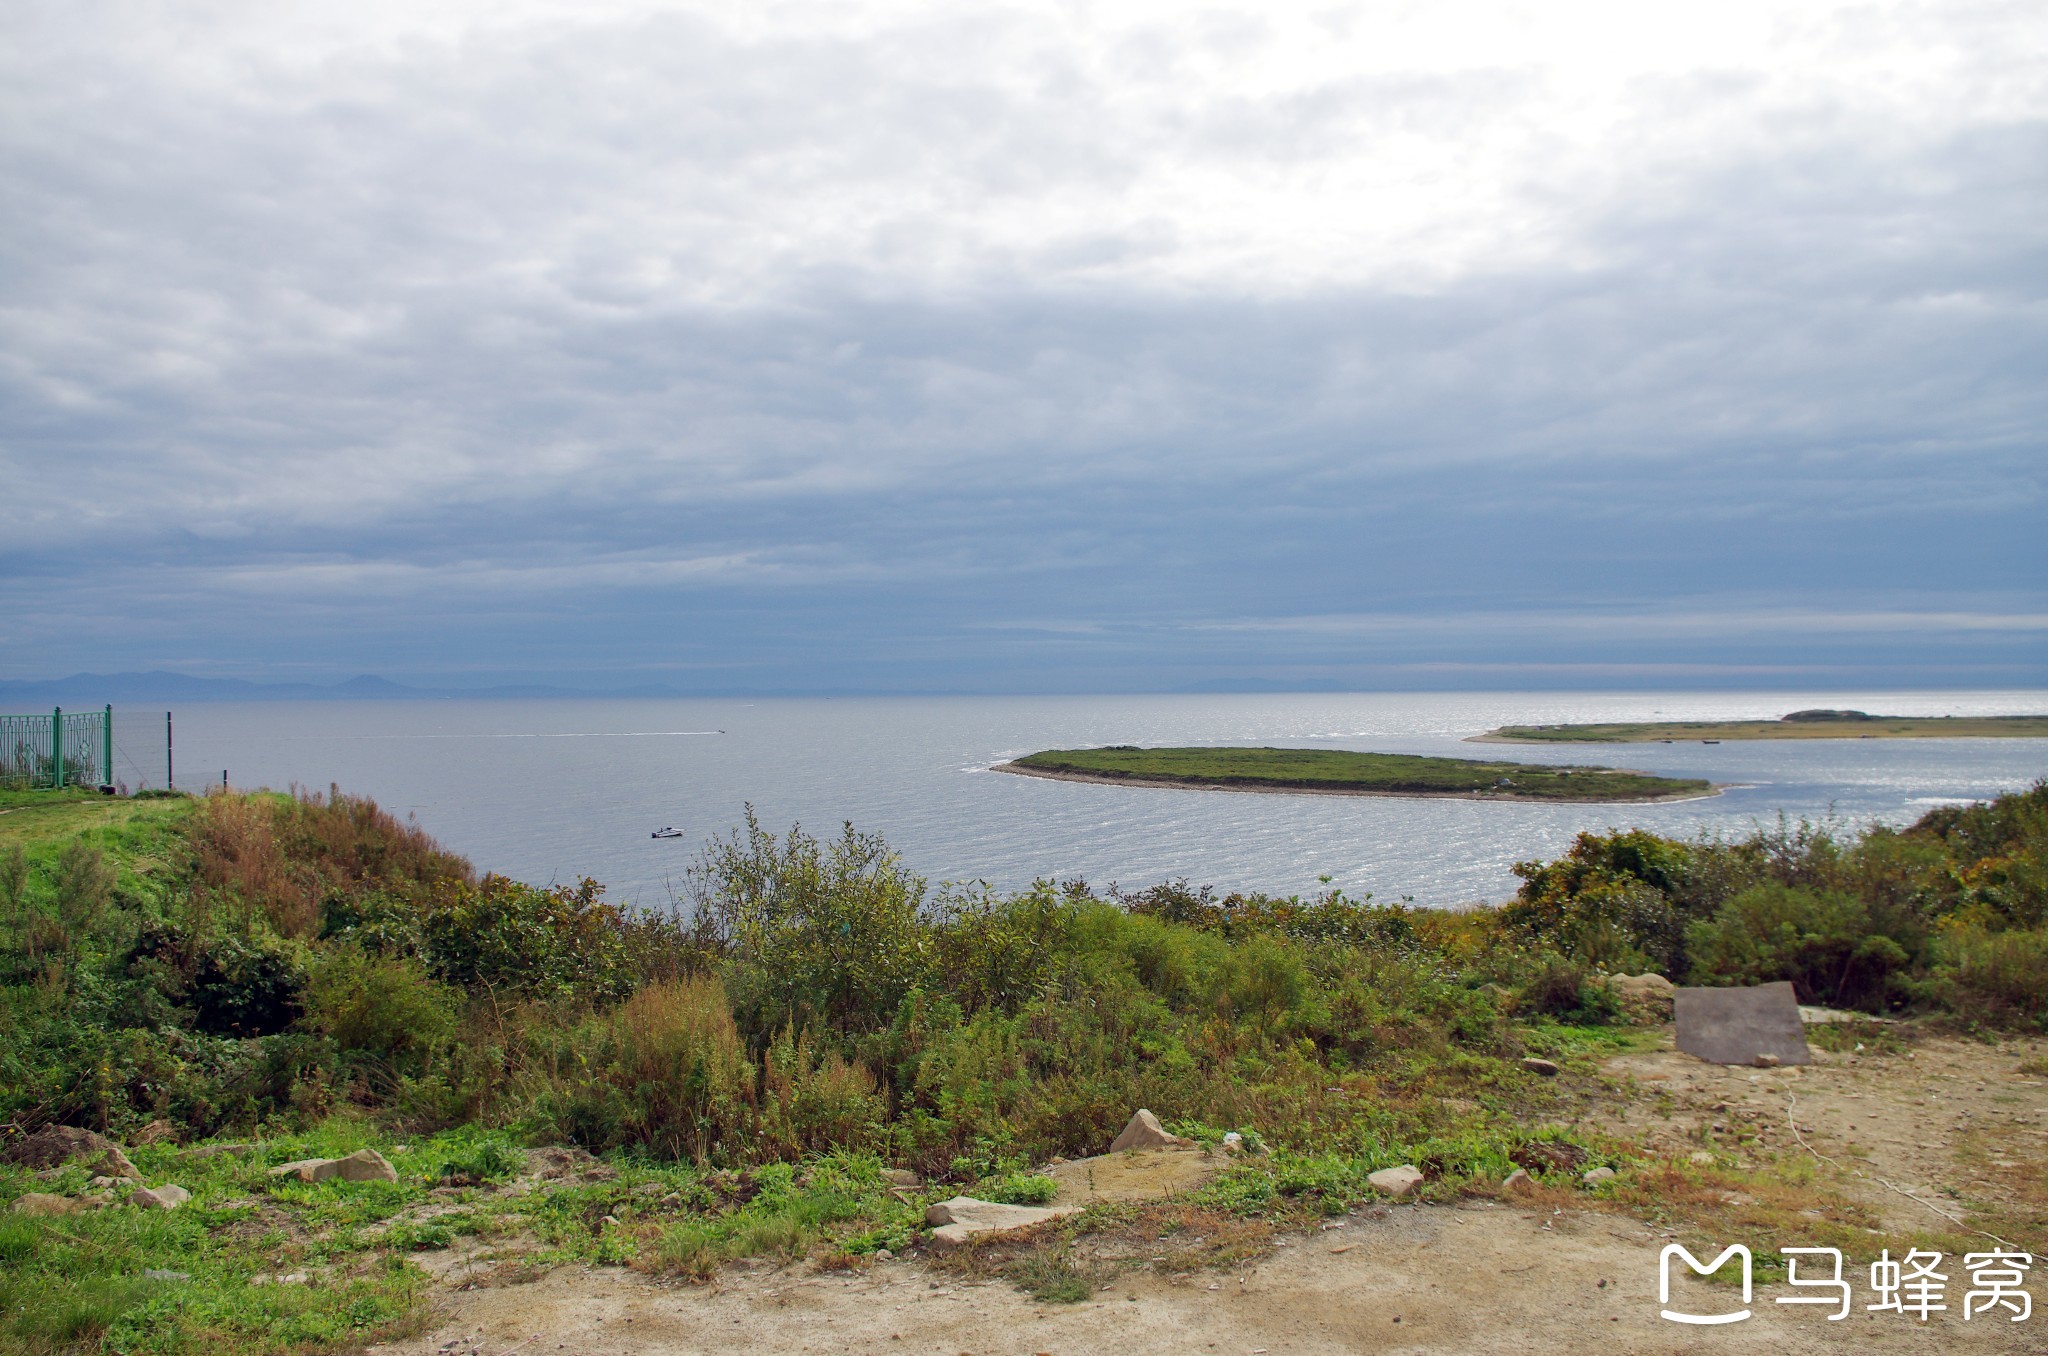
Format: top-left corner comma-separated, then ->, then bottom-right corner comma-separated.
2,0 -> 2042,688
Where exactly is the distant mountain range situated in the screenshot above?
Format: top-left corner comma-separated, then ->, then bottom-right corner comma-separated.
3,671 -> 1383,705
0,671 -> 696,704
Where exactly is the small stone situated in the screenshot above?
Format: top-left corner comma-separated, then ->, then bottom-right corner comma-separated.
130,1184 -> 191,1210
1754,1054 -> 1781,1069
1109,1109 -> 1191,1153
882,1169 -> 921,1188
874,1248 -> 894,1261
1689,1151 -> 1714,1165
1581,1166 -> 1617,1186
142,1269 -> 190,1281
1501,1168 -> 1531,1191
1368,1165 -> 1424,1199
1520,1058 -> 1560,1077
10,1192 -> 77,1217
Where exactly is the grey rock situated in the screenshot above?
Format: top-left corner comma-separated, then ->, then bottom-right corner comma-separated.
142,1269 -> 190,1282
10,1192 -> 78,1217
1581,1166 -> 1617,1186
131,1184 -> 192,1210
1753,1054 -> 1781,1068
923,1196 -> 1081,1250
1368,1165 -> 1425,1199
1520,1058 -> 1560,1077
1501,1168 -> 1531,1191
873,1248 -> 893,1261
1109,1109 -> 1191,1153
331,1149 -> 398,1182
882,1168 -> 921,1188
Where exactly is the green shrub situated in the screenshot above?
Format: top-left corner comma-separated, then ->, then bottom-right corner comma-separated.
1515,955 -> 1617,1024
975,1171 -> 1058,1204
419,875 -> 633,1003
129,919 -> 308,1037
541,976 -> 758,1161
436,1136 -> 523,1184
692,809 -> 930,1038
1935,926 -> 2048,1029
302,947 -> 457,1074
762,1025 -> 887,1157
1685,883 -> 1913,1011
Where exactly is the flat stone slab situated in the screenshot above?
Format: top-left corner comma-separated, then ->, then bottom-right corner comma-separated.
923,1196 -> 1081,1250
269,1148 -> 399,1184
1041,1145 -> 1222,1207
1675,982 -> 1811,1067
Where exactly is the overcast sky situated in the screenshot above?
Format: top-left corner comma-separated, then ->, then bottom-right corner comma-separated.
3,0 -> 2042,691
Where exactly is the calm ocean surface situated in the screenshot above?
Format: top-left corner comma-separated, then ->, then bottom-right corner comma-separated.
114,690 -> 2048,910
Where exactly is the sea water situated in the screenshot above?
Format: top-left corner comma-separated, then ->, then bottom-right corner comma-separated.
116,690 -> 2048,909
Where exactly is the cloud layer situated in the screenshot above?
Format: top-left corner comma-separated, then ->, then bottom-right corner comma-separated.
3,0 -> 2042,688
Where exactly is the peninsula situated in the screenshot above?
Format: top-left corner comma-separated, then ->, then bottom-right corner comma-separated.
1472,710 -> 2048,744
997,746 -> 1714,802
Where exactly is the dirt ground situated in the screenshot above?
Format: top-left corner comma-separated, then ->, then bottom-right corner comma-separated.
371,1029 -> 2048,1356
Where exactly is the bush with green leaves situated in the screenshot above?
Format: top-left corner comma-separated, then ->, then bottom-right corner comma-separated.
1934,926 -> 2048,1029
690,808 -> 931,1038
1685,883 -> 1916,1011
302,947 -> 458,1076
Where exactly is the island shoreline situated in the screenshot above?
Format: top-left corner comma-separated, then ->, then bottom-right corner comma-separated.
991,761 -> 1726,804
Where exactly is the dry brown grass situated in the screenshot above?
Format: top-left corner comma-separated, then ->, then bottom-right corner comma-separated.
185,786 -> 471,936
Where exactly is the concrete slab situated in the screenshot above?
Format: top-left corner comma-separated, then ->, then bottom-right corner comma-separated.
1675,981 -> 1812,1066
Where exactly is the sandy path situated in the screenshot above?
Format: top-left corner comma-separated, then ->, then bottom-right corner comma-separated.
372,1199 -> 2034,1355
372,1031 -> 2048,1355
1599,1032 -> 2048,1239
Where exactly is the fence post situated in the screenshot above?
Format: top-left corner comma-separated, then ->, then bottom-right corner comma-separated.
103,705 -> 114,791
52,706 -> 63,789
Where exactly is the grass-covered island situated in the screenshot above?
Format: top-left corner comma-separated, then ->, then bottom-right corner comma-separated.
998,745 -> 1714,802
1474,709 -> 2048,743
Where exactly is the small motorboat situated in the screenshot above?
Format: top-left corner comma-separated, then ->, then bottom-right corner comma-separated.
651,826 -> 684,839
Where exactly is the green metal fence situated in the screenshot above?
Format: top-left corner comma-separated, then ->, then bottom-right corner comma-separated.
0,706 -> 113,790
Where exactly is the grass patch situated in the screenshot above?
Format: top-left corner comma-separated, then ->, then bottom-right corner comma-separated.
1484,714 -> 2048,742
640,1155 -> 919,1280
